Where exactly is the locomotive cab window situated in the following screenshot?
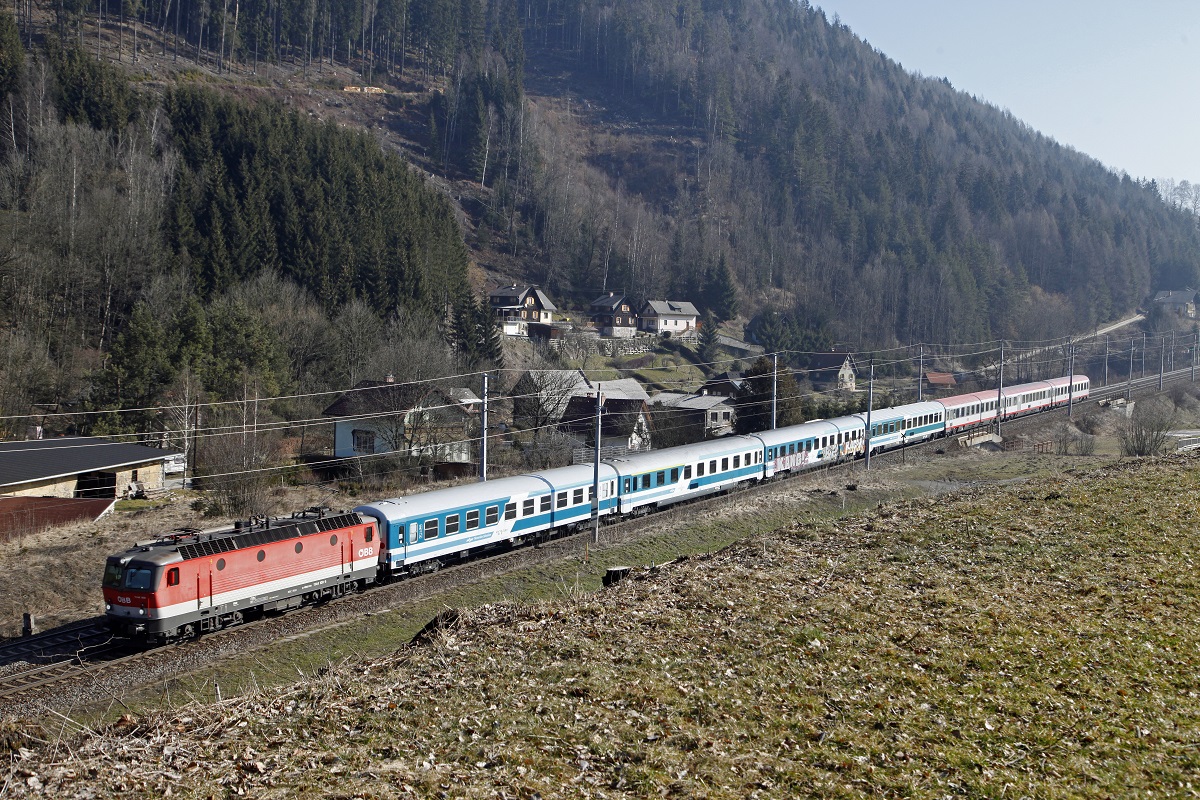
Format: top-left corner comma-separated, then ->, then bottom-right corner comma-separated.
124,566 -> 155,590
103,560 -> 123,588
365,527 -> 374,542
166,567 -> 180,587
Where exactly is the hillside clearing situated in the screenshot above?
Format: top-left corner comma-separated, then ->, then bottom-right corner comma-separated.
5,452 -> 1200,797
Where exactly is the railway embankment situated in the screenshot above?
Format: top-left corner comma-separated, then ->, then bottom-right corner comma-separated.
4,445 -> 1200,797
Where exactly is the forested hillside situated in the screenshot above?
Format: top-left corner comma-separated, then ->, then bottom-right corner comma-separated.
2,0 -> 1200,444
0,26 -> 477,440
509,0 -> 1200,350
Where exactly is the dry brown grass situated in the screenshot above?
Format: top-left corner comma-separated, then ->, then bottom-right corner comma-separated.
6,451 -> 1200,798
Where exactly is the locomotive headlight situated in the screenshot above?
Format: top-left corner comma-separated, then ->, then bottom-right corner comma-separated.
105,603 -> 111,611
138,608 -> 146,615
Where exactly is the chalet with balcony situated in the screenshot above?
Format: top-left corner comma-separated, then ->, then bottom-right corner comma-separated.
589,292 -> 638,338
489,284 -> 558,335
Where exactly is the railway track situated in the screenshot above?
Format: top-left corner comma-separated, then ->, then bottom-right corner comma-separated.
5,370 -> 1194,713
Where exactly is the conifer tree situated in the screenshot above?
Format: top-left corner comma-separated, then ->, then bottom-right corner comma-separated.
734,356 -> 803,434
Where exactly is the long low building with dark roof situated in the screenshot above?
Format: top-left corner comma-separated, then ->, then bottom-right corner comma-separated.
0,437 -> 180,499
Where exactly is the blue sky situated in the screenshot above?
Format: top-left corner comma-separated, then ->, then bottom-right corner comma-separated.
813,1 -> 1200,184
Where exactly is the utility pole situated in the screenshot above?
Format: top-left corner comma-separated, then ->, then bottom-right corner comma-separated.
1194,330 -> 1198,383
771,353 -> 778,430
1142,332 -> 1147,377
864,361 -> 874,471
1067,340 -> 1075,419
479,372 -> 488,482
1159,336 -> 1165,391
1103,334 -> 1109,386
918,344 -> 924,402
1128,338 -> 1135,402
592,383 -> 602,545
996,341 -> 1005,437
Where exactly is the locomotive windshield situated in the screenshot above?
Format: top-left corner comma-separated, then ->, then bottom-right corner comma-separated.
102,559 -> 124,589
123,565 -> 157,591
104,558 -> 158,591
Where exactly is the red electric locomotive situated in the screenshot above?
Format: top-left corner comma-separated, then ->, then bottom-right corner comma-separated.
102,507 -> 379,642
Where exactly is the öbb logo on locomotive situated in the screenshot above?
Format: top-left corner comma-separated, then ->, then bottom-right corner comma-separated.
101,375 -> 1089,642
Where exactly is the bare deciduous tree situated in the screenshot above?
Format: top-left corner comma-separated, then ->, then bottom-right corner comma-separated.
1118,399 -> 1176,457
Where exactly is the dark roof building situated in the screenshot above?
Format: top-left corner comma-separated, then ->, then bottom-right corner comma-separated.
488,284 -> 558,331
558,396 -> 653,452
589,292 -> 637,338
0,436 -> 179,500
806,351 -> 857,391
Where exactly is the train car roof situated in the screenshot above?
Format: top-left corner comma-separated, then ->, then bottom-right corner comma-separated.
110,510 -> 364,564
935,391 -> 997,408
530,463 -> 618,491
752,418 -> 841,446
357,475 -> 548,523
604,436 -> 760,473
858,400 -> 946,421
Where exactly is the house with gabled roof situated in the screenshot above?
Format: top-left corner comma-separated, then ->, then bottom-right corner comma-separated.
322,378 -> 475,463
806,351 -> 857,391
651,392 -> 736,438
638,300 -> 699,337
1153,289 -> 1196,318
588,292 -> 638,338
700,372 -> 744,398
489,284 -> 558,335
558,396 -> 653,453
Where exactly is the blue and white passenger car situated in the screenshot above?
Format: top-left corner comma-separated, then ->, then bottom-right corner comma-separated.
608,435 -> 764,514
356,464 -> 618,574
754,415 -> 863,479
857,400 -> 945,454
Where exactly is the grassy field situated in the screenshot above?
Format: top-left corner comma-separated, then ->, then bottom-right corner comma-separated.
8,450 -> 1200,798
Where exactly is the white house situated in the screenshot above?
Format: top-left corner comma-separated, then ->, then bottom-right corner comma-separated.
639,300 -> 700,336
322,379 -> 475,463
